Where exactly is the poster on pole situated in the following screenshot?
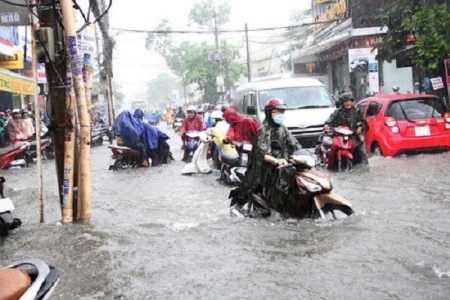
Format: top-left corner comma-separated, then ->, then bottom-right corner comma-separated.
348,48 -> 379,93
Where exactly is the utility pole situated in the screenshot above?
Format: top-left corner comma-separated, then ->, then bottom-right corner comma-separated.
245,23 -> 251,82
214,11 -> 221,77
60,0 -> 92,222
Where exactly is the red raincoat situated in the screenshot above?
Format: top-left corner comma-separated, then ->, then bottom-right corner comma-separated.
223,109 -> 259,144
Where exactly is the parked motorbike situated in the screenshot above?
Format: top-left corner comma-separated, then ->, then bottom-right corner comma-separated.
0,142 -> 30,170
0,176 -> 22,237
0,259 -> 60,299
229,141 -> 354,221
181,131 -> 212,175
219,141 -> 252,185
108,145 -> 143,171
13,134 -> 54,164
173,117 -> 183,133
91,124 -> 113,147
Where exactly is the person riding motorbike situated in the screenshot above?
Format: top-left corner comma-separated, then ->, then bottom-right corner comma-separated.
204,104 -> 215,129
323,92 -> 369,165
179,105 -> 204,162
233,98 -> 302,215
113,110 -> 150,167
174,106 -> 186,120
133,109 -> 171,166
222,108 -> 259,146
6,109 -> 27,141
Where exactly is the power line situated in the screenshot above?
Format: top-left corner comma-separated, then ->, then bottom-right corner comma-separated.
110,19 -> 340,35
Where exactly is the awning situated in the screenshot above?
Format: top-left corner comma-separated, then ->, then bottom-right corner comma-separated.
0,67 -> 35,95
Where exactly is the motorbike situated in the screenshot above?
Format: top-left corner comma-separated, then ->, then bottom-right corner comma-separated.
91,124 -> 113,147
148,114 -> 160,126
173,117 -> 184,133
219,141 -> 252,185
0,259 -> 60,299
0,176 -> 22,237
182,131 -> 201,163
108,145 -> 143,171
181,131 -> 212,175
229,141 -> 355,221
325,126 -> 356,172
13,133 -> 54,164
0,142 -> 30,170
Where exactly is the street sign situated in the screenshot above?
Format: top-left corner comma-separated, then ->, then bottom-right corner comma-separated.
0,0 -> 31,26
76,26 -> 95,58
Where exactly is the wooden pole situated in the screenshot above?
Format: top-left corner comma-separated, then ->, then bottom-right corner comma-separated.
61,59 -> 76,223
60,0 -> 91,221
245,23 -> 251,82
31,24 -> 44,223
106,74 -> 114,124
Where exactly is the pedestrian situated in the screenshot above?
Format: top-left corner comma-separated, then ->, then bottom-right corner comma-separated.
21,109 -> 35,137
5,109 -> 12,120
392,86 -> 401,94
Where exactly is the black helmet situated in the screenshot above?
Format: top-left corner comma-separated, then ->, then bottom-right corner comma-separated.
207,104 -> 215,110
339,93 -> 354,104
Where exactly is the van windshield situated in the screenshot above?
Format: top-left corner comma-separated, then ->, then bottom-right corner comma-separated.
258,86 -> 334,110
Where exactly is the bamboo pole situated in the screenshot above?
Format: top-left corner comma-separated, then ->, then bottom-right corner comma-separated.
106,74 -> 114,125
31,24 -> 44,223
61,59 -> 76,223
60,0 -> 91,221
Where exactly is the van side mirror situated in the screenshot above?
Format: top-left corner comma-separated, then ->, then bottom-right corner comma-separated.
246,106 -> 256,115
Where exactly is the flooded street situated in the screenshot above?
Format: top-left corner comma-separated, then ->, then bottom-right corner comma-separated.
1,126 -> 450,299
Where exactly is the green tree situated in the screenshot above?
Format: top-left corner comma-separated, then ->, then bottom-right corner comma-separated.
188,0 -> 231,30
145,1 -> 245,102
376,0 -> 450,70
282,9 -> 314,71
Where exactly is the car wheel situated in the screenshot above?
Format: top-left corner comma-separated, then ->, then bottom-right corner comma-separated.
372,143 -> 383,156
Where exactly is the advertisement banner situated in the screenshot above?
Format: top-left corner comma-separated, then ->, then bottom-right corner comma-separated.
24,63 -> 47,84
0,68 -> 34,95
348,48 -> 379,93
0,26 -> 19,57
0,49 -> 23,69
0,0 -> 31,26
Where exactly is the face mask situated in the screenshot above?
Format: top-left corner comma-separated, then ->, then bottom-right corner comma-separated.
273,114 -> 285,125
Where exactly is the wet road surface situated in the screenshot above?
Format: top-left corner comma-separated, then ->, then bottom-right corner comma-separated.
1,124 -> 450,299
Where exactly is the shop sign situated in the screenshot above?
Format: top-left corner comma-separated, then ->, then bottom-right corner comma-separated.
315,0 -> 346,34
24,63 -> 47,84
0,50 -> 23,69
0,71 -> 34,95
0,0 -> 31,26
0,26 -> 19,57
348,48 -> 379,93
430,77 -> 444,90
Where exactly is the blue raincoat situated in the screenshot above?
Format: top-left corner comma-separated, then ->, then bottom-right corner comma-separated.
133,109 -> 169,149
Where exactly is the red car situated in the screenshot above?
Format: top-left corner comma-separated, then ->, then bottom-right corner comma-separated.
355,94 -> 450,157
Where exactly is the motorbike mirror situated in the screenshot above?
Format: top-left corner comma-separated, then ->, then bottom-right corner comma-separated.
270,140 -> 283,150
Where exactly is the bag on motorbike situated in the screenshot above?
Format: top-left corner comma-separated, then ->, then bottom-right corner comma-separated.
266,165 -> 298,215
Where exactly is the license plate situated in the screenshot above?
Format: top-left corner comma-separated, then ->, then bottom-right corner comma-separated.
109,158 -> 116,166
243,143 -> 252,151
415,125 -> 430,137
0,198 -> 15,213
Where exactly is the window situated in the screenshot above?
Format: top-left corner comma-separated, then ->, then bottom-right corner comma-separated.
386,98 -> 445,120
356,101 -> 367,114
258,86 -> 334,110
366,102 -> 382,118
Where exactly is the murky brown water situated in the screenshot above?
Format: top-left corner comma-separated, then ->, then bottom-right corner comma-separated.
1,126 -> 450,299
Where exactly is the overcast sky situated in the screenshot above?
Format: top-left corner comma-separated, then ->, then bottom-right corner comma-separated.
81,0 -> 310,103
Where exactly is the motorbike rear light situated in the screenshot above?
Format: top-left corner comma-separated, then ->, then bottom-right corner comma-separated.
444,112 -> 450,123
391,127 -> 399,133
384,116 -> 397,127
445,123 -> 450,129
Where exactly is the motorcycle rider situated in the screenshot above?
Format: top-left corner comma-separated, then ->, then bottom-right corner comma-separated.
323,93 -> 369,165
179,105 -> 204,162
222,108 -> 259,146
133,109 -> 172,166
174,106 -> 186,120
6,109 -> 26,141
21,109 -> 34,137
233,98 -> 302,216
203,104 -> 215,129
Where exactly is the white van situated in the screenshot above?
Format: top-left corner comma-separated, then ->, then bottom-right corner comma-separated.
234,78 -> 336,147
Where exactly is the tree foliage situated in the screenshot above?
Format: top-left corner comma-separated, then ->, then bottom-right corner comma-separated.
188,0 -> 231,30
145,1 -> 246,103
283,9 -> 314,54
376,0 -> 450,70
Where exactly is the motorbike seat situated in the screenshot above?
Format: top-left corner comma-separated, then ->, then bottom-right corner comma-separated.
0,268 -> 31,300
221,152 -> 240,167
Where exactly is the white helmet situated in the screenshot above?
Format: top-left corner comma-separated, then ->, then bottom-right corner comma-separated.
187,105 -> 197,113
392,85 -> 400,92
210,111 -> 223,120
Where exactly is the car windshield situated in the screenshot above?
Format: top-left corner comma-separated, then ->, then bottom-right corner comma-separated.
258,86 -> 334,110
386,98 -> 446,120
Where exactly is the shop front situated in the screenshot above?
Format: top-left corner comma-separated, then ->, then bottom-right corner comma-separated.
0,67 -> 35,111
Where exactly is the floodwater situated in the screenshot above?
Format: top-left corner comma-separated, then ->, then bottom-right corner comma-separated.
1,125 -> 450,299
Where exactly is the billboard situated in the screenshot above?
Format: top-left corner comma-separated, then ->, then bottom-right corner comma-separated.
348,48 -> 379,93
